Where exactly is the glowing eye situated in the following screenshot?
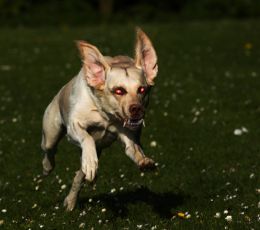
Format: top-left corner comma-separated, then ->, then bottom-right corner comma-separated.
138,87 -> 146,94
114,87 -> 126,95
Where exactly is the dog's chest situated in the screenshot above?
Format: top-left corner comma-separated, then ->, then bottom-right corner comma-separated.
87,123 -> 117,148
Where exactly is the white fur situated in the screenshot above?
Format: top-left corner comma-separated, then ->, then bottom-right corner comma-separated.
41,28 -> 158,211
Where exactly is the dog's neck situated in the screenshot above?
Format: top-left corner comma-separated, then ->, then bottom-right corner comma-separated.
77,68 -> 110,122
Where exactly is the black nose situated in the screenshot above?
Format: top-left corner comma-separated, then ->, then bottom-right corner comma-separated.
129,104 -> 143,117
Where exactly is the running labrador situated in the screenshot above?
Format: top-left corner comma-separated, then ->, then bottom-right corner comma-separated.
41,28 -> 158,211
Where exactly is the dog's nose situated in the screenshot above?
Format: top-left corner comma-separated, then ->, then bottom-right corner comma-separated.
129,104 -> 143,117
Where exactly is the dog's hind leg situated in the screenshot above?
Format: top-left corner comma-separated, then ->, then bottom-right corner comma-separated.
63,149 -> 102,211
41,99 -> 64,175
63,170 -> 85,211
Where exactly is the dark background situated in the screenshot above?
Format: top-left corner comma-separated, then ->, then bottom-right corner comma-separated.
0,0 -> 259,26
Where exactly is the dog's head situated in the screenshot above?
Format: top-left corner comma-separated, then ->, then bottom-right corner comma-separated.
77,28 -> 158,130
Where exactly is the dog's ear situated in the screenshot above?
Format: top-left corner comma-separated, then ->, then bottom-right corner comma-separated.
135,28 -> 158,86
77,41 -> 109,89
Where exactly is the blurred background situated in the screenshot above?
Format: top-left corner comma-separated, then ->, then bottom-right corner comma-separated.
0,0 -> 259,26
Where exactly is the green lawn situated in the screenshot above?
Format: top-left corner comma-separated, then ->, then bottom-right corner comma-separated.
0,21 -> 259,229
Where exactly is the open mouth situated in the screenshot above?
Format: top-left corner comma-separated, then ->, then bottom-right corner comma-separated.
123,118 -> 144,128
114,113 -> 144,129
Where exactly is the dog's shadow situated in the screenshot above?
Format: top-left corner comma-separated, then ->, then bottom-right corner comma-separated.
79,186 -> 187,218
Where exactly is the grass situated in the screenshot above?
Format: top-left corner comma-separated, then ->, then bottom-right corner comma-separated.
0,20 -> 260,229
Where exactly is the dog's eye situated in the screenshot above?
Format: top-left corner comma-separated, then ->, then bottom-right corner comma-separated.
114,87 -> 127,96
138,86 -> 146,94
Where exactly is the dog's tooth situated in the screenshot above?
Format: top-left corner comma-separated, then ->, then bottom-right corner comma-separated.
123,120 -> 127,127
142,120 -> 146,127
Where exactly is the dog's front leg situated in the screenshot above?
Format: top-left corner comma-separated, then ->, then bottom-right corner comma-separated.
63,122 -> 98,211
118,132 -> 156,170
80,135 -> 98,181
67,121 -> 98,181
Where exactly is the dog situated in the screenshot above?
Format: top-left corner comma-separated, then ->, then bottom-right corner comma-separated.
41,28 -> 158,211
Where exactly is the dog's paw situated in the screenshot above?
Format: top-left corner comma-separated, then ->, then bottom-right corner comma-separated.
42,155 -> 55,176
82,158 -> 98,182
138,157 -> 156,171
63,195 -> 77,211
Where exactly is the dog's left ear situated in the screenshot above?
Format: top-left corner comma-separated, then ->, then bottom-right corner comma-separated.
135,28 -> 158,86
77,40 -> 109,90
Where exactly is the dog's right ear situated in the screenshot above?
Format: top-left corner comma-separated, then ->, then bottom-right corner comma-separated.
77,41 -> 109,90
